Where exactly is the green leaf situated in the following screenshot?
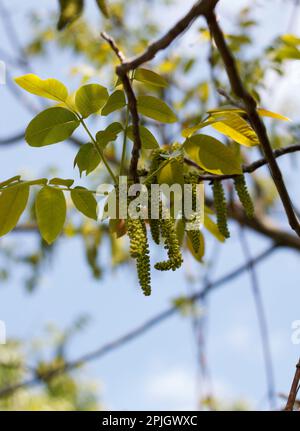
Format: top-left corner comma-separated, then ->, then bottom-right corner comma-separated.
95,0 -> 109,18
25,107 -> 80,147
49,178 -> 74,188
75,83 -> 108,118
74,143 -> 101,176
184,134 -> 242,175
96,122 -> 123,149
101,90 -> 126,116
137,95 -> 177,123
209,112 -> 259,147
57,0 -> 84,30
182,119 -> 217,138
127,125 -> 159,149
35,186 -> 66,244
134,68 -> 168,88
0,184 -> 30,236
71,187 -> 97,220
157,159 -> 184,186
15,74 -> 68,102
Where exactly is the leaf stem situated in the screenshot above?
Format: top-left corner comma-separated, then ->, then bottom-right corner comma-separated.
78,115 -> 117,184
120,104 -> 130,176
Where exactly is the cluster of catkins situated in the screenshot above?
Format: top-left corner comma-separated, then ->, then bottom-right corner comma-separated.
212,175 -> 254,239
126,149 -> 184,295
125,146 -> 254,295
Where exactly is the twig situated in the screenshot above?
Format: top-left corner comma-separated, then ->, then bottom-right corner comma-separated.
285,358 -> 300,411
206,11 -> 300,238
239,228 -> 276,410
0,244 -> 277,399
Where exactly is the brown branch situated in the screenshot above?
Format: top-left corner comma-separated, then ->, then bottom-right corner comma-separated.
102,0 -> 219,182
0,244 -> 276,399
206,11 -> 300,237
285,358 -> 300,411
119,0 -> 220,73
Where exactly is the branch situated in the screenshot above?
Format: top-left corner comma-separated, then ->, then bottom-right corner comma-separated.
206,11 -> 300,237
239,228 -> 276,409
0,244 -> 276,399
285,358 -> 300,411
119,0 -> 219,73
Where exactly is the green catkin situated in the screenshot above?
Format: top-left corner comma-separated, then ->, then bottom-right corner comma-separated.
189,230 -> 201,253
155,202 -> 183,271
212,180 -> 230,239
234,175 -> 254,218
183,172 -> 202,252
126,217 -> 151,296
148,187 -> 160,245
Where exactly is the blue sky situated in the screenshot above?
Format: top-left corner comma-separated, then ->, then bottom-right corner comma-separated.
0,0 -> 300,411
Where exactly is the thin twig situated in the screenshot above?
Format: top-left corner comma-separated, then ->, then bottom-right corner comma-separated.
206,11 -> 300,237
239,228 -> 276,410
0,244 -> 277,399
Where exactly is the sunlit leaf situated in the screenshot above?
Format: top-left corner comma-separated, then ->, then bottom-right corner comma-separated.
15,74 -> 68,102
96,122 -> 123,149
184,134 -> 242,175
137,95 -> 177,123
101,90 -> 126,116
35,186 -> 66,244
134,68 -> 168,88
127,125 -> 159,149
210,112 -> 259,147
74,143 -> 101,176
75,83 -> 108,118
71,187 -> 97,220
25,107 -> 80,147
0,184 -> 30,236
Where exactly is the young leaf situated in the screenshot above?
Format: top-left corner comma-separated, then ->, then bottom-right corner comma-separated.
127,125 -> 159,149
184,134 -> 242,175
208,106 -> 290,122
35,186 -> 66,244
101,90 -> 126,116
134,68 -> 168,88
75,83 -> 108,118
71,187 -> 97,220
57,0 -> 84,30
49,178 -> 74,188
96,122 -> 123,149
25,107 -> 80,147
209,112 -> 259,147
137,95 -> 177,123
74,143 -> 101,176
15,74 -> 68,102
157,159 -> 184,186
0,184 -> 30,237
95,0 -> 109,18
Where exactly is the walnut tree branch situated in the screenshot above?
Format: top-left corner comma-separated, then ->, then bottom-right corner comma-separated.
206,11 -> 300,237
